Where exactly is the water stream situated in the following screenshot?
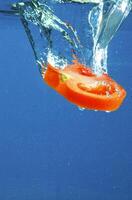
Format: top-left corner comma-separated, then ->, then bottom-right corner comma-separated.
89,0 -> 132,74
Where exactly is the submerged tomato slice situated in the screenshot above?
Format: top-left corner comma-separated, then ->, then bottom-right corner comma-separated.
44,62 -> 126,112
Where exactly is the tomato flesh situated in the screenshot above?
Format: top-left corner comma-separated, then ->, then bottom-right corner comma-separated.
44,62 -> 126,112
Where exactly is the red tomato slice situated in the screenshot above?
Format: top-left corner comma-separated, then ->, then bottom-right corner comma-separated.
44,61 -> 126,112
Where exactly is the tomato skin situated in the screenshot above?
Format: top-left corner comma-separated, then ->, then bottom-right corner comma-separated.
44,63 -> 126,112
44,64 -> 60,88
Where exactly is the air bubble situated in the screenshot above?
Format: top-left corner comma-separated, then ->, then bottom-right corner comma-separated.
105,111 -> 111,113
78,107 -> 85,111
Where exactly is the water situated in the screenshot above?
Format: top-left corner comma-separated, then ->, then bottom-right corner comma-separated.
0,1 -> 132,200
10,0 -> 132,76
89,0 -> 132,74
1,0 -> 131,76
14,0 -> 91,76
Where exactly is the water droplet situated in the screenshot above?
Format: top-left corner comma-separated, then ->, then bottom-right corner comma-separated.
78,107 -> 85,111
106,110 -> 111,113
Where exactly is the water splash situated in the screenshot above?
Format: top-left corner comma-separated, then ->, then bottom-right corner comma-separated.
10,0 -> 132,77
89,0 -> 132,75
14,0 -> 85,76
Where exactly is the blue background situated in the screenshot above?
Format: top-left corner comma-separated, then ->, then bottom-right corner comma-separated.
0,3 -> 132,200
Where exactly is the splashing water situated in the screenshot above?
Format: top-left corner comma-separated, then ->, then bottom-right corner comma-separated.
89,0 -> 132,75
13,0 -> 86,76
3,0 -> 131,76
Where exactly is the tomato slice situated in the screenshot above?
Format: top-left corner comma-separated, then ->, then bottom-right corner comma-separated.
44,61 -> 126,112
